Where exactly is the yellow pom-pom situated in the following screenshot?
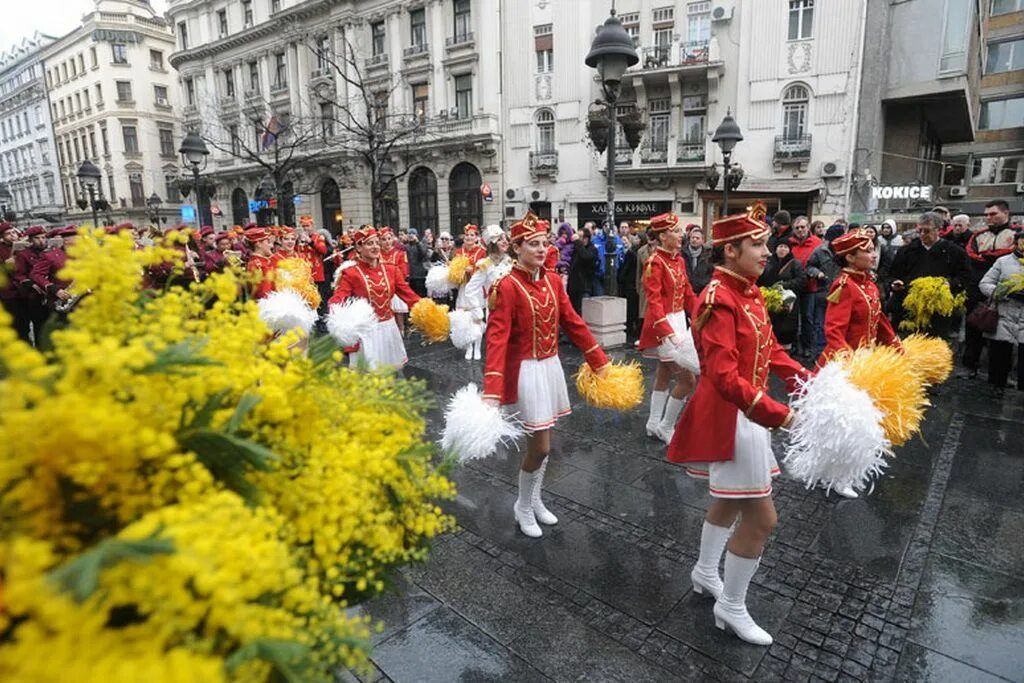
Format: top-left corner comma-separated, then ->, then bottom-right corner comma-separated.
575,361 -> 644,411
275,257 -> 321,308
759,286 -> 785,314
447,254 -> 470,286
899,276 -> 966,333
409,299 -> 450,343
901,334 -> 953,385
839,345 -> 928,447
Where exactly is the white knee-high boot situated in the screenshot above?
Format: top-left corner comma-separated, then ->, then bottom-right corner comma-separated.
713,552 -> 773,646
472,336 -> 482,360
646,390 -> 668,438
691,521 -> 731,599
531,459 -> 558,525
657,395 -> 687,444
513,469 -> 542,538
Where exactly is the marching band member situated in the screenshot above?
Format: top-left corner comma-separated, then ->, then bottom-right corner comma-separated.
460,225 -> 512,360
329,226 -> 420,369
638,212 -> 699,443
667,204 -> 810,647
378,227 -> 411,333
245,227 -> 280,300
483,212 -> 610,538
453,224 -> 486,311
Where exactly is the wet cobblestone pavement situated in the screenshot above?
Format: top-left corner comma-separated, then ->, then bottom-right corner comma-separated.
346,342 -> 1024,682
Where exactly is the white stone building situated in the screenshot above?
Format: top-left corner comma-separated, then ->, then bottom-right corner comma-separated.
167,0 -> 502,234
39,0 -> 182,226
0,31 -> 65,224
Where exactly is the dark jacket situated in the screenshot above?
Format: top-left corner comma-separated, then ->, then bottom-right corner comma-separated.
888,237 -> 970,294
567,241 -> 598,294
404,240 -> 427,279
759,253 -> 806,294
805,243 -> 841,293
683,246 -> 714,295
617,246 -> 639,296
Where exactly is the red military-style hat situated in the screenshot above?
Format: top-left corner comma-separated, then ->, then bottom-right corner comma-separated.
351,225 -> 377,245
650,212 -> 681,232
24,226 -> 46,237
378,226 -> 393,236
510,212 -> 546,243
59,226 -> 78,237
199,225 -> 215,236
711,202 -> 771,246
244,227 -> 272,242
215,231 -> 233,242
830,228 -> 874,256
463,224 -> 480,235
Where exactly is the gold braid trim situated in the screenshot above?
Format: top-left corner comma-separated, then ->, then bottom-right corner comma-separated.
826,273 -> 848,305
693,279 -> 721,332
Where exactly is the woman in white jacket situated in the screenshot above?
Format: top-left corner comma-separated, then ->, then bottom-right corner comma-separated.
979,230 -> 1024,393
460,225 -> 512,360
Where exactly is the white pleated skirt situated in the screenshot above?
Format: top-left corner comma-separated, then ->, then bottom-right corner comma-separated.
506,356 -> 571,432
642,310 -> 697,367
349,318 -> 407,370
390,294 -> 409,313
684,411 -> 780,498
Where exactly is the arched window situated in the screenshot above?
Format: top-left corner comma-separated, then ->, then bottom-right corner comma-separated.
781,84 -> 809,141
231,187 -> 248,225
408,167 -> 438,234
448,162 -> 482,234
320,177 -> 342,235
535,108 -> 555,153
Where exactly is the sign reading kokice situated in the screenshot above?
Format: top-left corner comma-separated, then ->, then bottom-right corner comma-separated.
870,185 -> 933,201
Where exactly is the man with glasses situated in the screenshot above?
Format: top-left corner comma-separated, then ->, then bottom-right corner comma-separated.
888,211 -> 971,338
961,200 -> 1017,376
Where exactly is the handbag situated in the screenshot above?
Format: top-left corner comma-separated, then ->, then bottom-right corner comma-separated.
966,299 -> 999,334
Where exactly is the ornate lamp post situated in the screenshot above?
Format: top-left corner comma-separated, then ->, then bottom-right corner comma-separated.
76,160 -> 103,228
711,109 -> 744,221
179,131 -> 210,229
586,7 -> 638,297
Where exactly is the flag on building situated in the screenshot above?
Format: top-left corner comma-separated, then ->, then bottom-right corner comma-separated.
261,116 -> 286,150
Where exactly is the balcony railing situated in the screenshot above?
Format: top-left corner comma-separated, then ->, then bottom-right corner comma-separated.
365,53 -> 389,68
635,40 -> 710,71
641,146 -> 669,164
614,147 -> 633,166
403,43 -> 429,58
529,150 -> 558,173
446,32 -> 475,47
680,41 -> 709,65
774,134 -> 812,161
640,45 -> 673,70
676,142 -> 705,162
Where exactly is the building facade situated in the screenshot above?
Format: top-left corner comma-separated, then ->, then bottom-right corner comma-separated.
0,31 -> 64,224
167,0 -> 502,234
39,0 -> 182,226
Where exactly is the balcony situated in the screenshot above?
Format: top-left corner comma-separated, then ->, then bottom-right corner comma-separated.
446,32 -> 475,49
632,41 -> 711,73
403,43 -> 429,59
529,150 -> 558,176
676,142 -> 705,163
774,134 -> 812,161
365,53 -> 389,70
641,146 -> 669,164
614,147 -> 633,166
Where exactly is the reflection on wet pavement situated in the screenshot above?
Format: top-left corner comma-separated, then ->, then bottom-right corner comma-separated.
345,343 -> 1024,682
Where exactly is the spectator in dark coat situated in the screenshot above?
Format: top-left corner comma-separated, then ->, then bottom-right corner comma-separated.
802,224 -> 845,358
758,241 -> 806,348
767,209 -> 793,251
403,228 -> 428,295
682,226 -> 714,295
567,228 -> 598,315
556,223 -> 575,275
617,233 -> 641,339
888,211 -> 971,338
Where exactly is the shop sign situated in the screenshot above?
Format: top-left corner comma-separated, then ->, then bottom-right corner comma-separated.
870,185 -> 933,201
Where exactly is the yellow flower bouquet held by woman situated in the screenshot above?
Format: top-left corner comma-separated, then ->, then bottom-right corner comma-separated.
0,229 -> 454,682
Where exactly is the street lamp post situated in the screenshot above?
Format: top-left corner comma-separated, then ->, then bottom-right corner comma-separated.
147,192 -> 163,226
76,160 -> 103,228
586,8 -> 638,298
179,131 -> 210,229
711,109 -> 744,222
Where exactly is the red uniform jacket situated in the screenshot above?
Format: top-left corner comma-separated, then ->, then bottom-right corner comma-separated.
1,243 -> 20,300
788,235 -> 823,292
483,265 -> 609,405
818,269 -> 900,366
13,248 -> 45,300
329,258 -> 420,322
30,249 -> 70,299
297,233 -> 328,282
544,244 -> 560,271
667,267 -> 810,464
638,247 -> 698,351
454,245 -> 486,280
247,253 -> 281,300
380,246 -> 410,281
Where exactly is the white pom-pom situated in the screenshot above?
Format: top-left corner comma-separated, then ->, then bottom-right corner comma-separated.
667,332 -> 700,374
440,383 -> 524,462
326,297 -> 377,347
784,362 -> 891,494
425,264 -> 451,297
449,309 -> 483,350
258,289 -> 318,334
331,259 -> 356,289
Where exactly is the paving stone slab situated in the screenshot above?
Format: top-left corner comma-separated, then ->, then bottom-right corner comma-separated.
945,415 -> 1024,510
352,573 -> 442,645
932,491 -> 1024,580
894,642 -> 1009,683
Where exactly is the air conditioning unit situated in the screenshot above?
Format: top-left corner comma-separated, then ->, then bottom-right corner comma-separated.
711,3 -> 734,22
820,160 -> 843,178
949,185 -> 968,198
156,97 -> 168,106
528,188 -> 547,202
1015,182 -> 1024,195
505,187 -> 524,202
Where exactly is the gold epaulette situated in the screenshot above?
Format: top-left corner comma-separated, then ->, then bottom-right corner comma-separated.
477,258 -> 491,272
826,273 -> 848,305
643,258 -> 656,280
693,279 -> 721,332
487,273 -> 508,311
